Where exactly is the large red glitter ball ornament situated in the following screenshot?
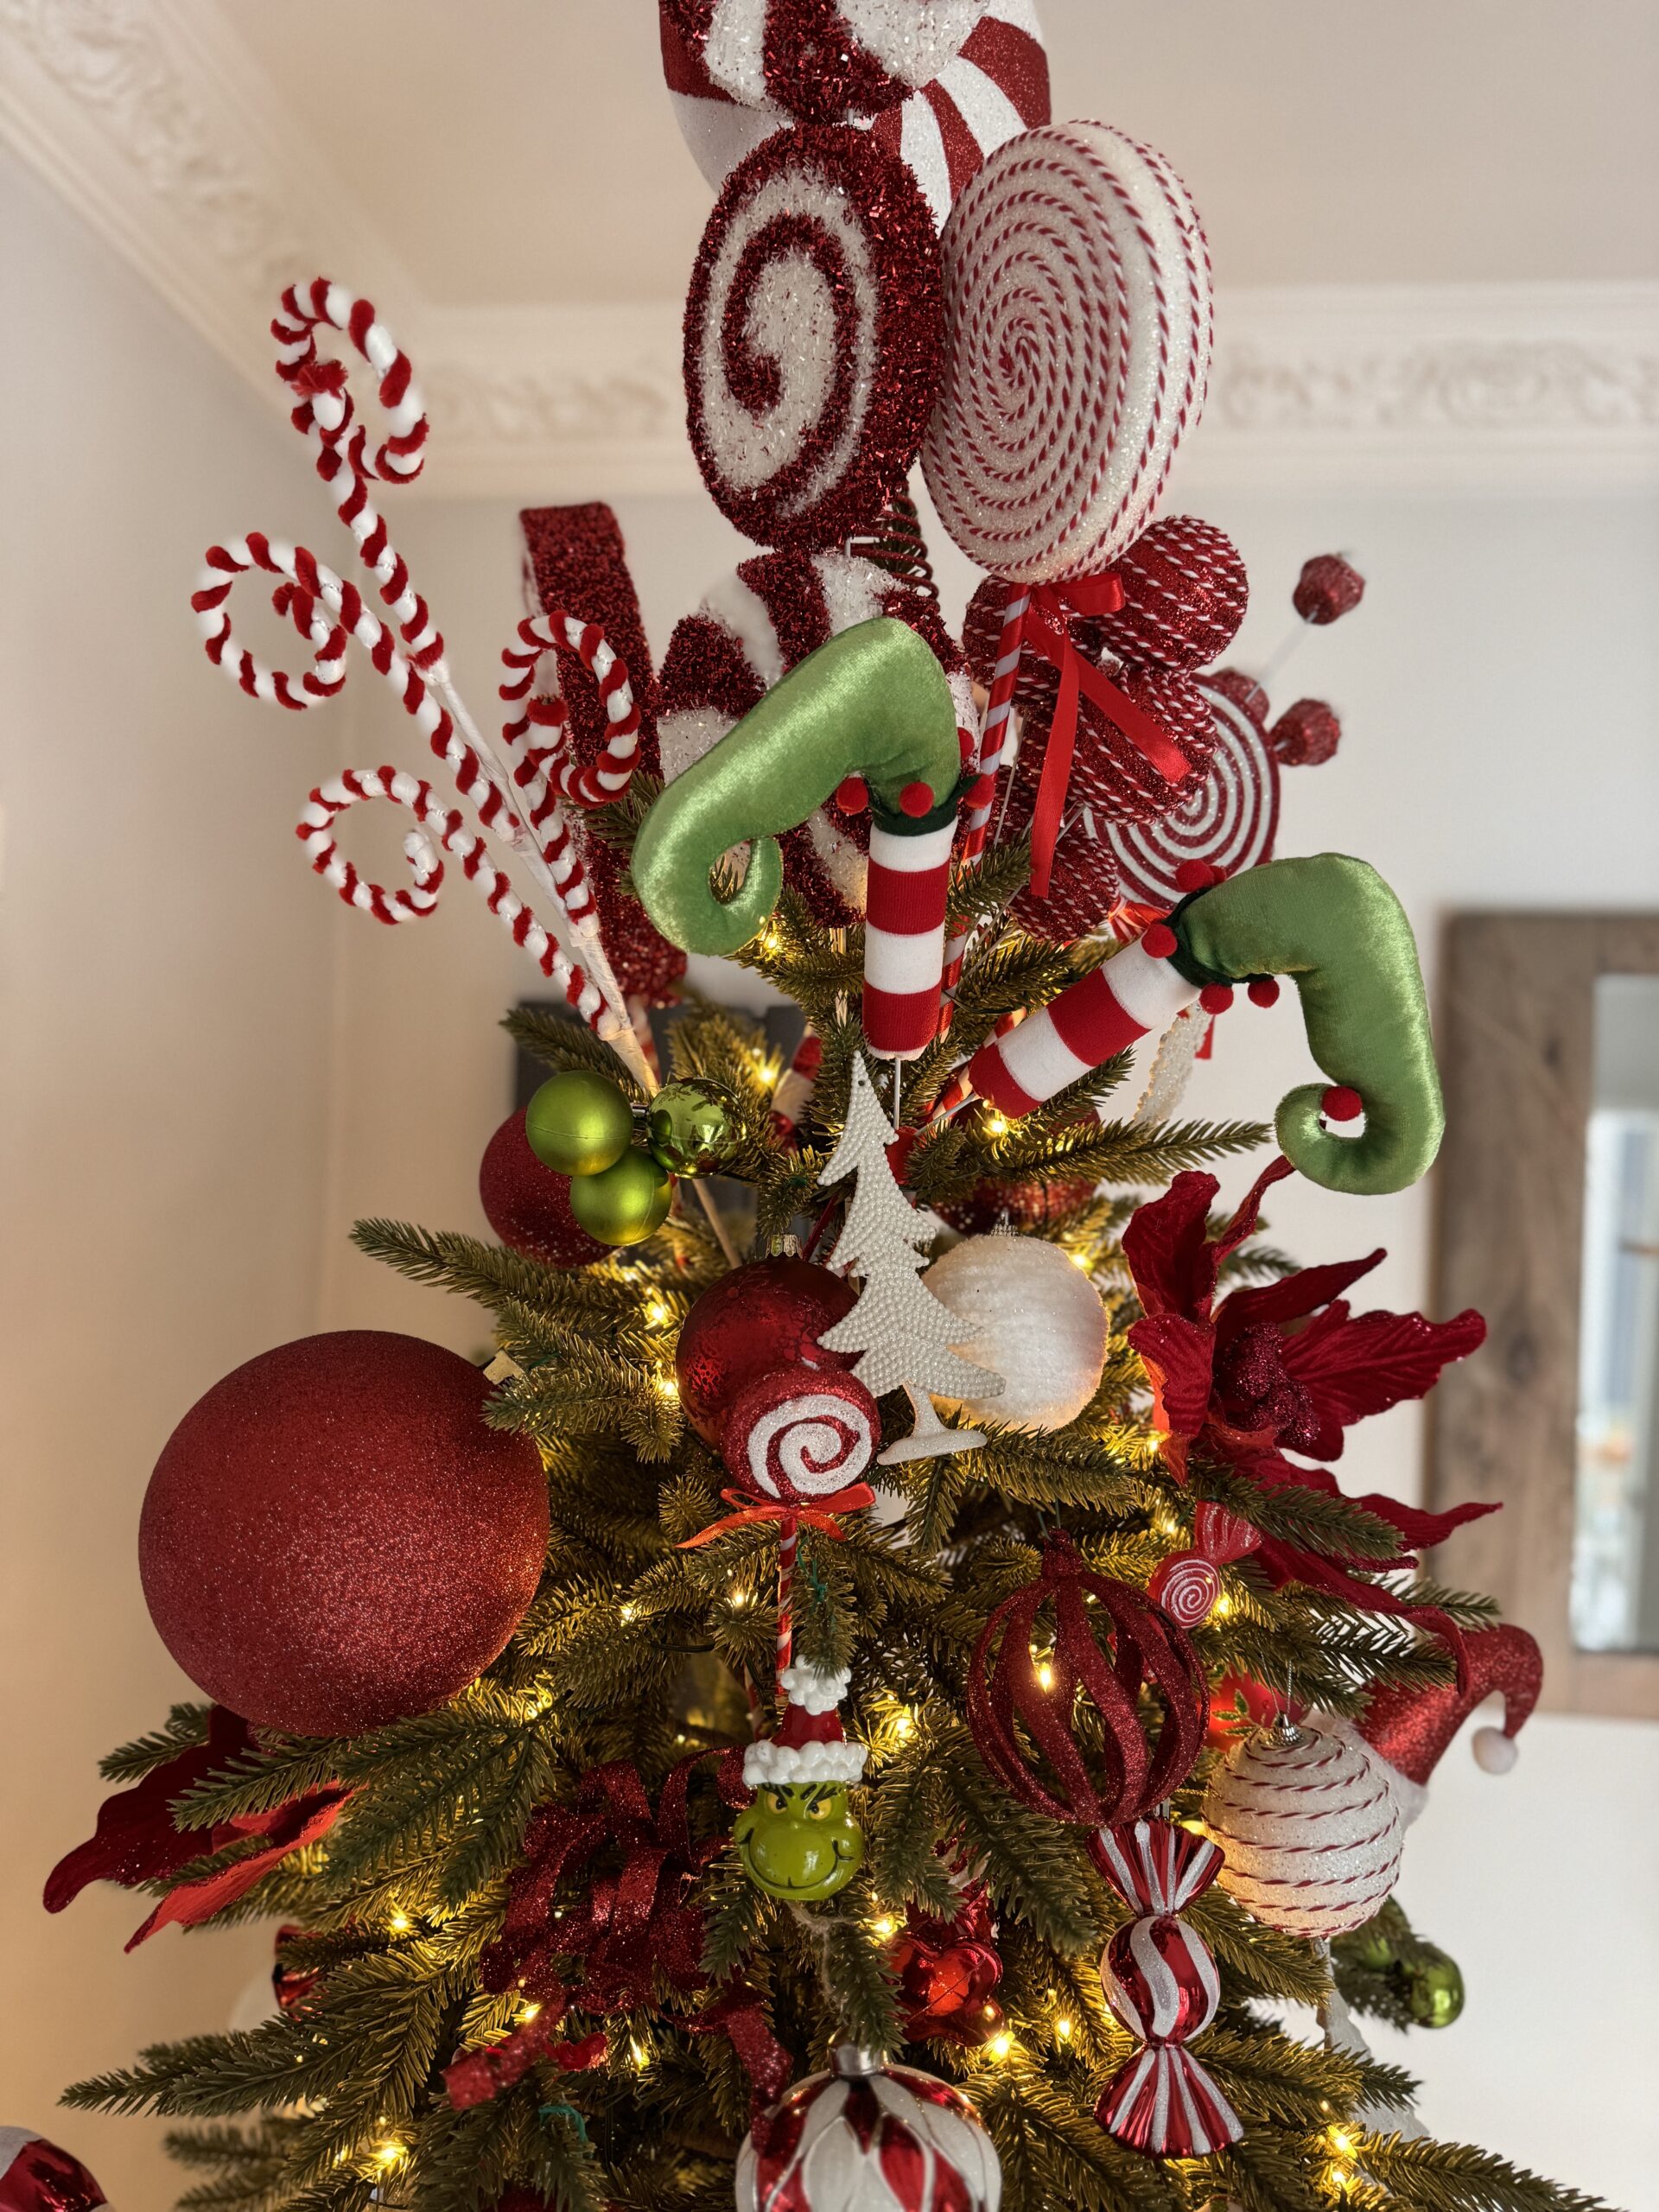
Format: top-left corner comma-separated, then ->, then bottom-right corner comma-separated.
675,1258 -> 856,1446
139,1332 -> 549,1736
0,2130 -> 106,2212
683,124 -> 942,550
1095,516 -> 1249,671
737,2050 -> 1001,2212
479,1109 -> 607,1269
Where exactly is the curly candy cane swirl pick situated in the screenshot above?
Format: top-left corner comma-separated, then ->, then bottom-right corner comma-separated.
684,124 -> 943,550
721,1364 -> 880,1504
922,121 -> 1213,584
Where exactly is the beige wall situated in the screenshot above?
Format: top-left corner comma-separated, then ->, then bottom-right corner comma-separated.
0,155 -> 341,2206
5,136 -> 1659,2211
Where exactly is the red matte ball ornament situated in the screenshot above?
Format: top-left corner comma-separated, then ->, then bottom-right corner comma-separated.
479,1109 -> 607,1268
674,1258 -> 858,1446
139,1332 -> 550,1736
967,1535 -> 1207,1826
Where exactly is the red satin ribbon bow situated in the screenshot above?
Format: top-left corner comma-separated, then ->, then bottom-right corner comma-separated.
677,1484 -> 875,1550
1014,573 -> 1194,899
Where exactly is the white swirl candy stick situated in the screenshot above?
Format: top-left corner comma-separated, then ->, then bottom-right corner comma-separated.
922,121 -> 1213,585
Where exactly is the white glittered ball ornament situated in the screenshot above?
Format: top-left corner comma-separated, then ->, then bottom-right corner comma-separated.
1202,1719 -> 1403,1938
923,1233 -> 1108,1431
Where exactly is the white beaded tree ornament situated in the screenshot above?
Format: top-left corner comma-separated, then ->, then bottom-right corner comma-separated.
819,1058 -> 1003,1462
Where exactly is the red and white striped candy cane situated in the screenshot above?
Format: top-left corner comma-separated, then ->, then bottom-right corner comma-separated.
296,770 -> 609,1026
863,802 -> 958,1059
193,537 -> 620,1037
968,928 -> 1211,1118
775,1516 -> 798,1692
499,612 -> 645,807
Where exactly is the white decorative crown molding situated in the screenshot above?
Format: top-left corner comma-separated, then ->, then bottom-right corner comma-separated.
4,0 -> 1657,499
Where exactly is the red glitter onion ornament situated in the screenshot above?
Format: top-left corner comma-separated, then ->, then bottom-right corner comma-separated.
675,1257 -> 857,1446
138,1332 -> 549,1735
1104,676 -> 1282,912
683,125 -> 942,550
721,1363 -> 880,1503
1095,516 -> 1249,671
923,121 -> 1213,583
1089,1819 -> 1243,2158
967,1535 -> 1206,1826
479,1108 -> 607,1269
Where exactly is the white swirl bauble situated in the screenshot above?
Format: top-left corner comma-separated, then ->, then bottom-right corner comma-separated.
1202,1720 -> 1403,1938
924,1233 -> 1108,1431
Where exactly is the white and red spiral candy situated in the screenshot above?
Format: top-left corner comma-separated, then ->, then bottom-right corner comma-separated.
658,549 -> 974,926
1148,1503 -> 1263,1629
721,1364 -> 880,1506
1105,677 -> 1281,913
683,124 -> 943,551
661,0 -> 1050,229
500,612 -> 645,807
923,122 -> 1213,586
1089,1818 -> 1242,2159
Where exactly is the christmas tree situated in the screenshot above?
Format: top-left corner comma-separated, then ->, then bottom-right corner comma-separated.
41,15 -> 1600,2212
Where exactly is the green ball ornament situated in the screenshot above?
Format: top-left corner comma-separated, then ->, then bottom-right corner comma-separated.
524,1070 -> 634,1179
647,1077 -> 740,1176
734,1783 -> 865,1901
1403,1947 -> 1465,2030
568,1148 -> 674,1248
1350,1922 -> 1397,1974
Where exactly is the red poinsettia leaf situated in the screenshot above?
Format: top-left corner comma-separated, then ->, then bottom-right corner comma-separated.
1279,1305 -> 1487,1441
1214,1249 -> 1386,1341
125,1786 -> 349,1949
1212,1154 -> 1296,1264
1126,1313 -> 1216,1440
1349,1491 -> 1501,1551
1122,1172 -> 1222,1319
44,1707 -> 254,1913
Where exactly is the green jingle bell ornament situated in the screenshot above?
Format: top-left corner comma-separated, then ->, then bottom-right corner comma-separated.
524,1069 -> 635,1179
647,1077 -> 740,1176
1403,1946 -> 1465,2029
568,1147 -> 674,1248
735,1662 -> 866,1901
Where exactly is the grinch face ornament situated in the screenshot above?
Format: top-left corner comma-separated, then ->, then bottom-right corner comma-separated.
734,1782 -> 865,1900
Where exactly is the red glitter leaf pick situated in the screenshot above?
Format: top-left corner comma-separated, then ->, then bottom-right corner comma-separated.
1278,1304 -> 1488,1449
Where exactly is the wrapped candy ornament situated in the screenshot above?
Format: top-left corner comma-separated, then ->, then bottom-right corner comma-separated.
737,2047 -> 1001,2212
0,2133 -> 105,2212
1202,1715 -> 1403,1939
1090,1820 -> 1243,2158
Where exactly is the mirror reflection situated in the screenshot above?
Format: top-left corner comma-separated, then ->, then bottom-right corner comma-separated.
1573,973 -> 1659,1651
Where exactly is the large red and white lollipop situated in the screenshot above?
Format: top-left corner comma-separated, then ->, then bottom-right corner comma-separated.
923,121 -> 1213,584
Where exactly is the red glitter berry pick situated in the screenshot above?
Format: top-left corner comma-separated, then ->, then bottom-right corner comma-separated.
1294,553 -> 1366,626
1323,1084 -> 1364,1123
683,125 -> 942,550
1272,697 -> 1342,767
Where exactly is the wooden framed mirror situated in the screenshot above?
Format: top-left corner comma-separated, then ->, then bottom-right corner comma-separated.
1430,912 -> 1659,1719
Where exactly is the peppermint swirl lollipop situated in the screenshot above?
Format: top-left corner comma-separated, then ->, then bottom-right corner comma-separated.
721,1364 -> 880,1504
1105,677 -> 1281,911
684,125 -> 942,550
664,0 -> 994,121
923,122 -> 1213,583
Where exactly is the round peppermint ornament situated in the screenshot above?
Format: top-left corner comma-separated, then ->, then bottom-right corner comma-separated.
721,1363 -> 880,1501
1104,675 -> 1281,912
138,1332 -> 549,1735
663,0 -> 995,121
923,121 -> 1213,583
684,124 -> 942,550
1203,1717 -> 1404,1938
737,2048 -> 1001,2212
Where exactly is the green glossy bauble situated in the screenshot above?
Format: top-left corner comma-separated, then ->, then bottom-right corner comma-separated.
647,1077 -> 740,1177
734,1783 -> 864,1901
1403,1948 -> 1465,2030
568,1148 -> 674,1248
1350,1922 -> 1397,1974
524,1070 -> 634,1179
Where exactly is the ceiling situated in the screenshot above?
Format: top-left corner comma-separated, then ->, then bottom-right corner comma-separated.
226,0 -> 1659,307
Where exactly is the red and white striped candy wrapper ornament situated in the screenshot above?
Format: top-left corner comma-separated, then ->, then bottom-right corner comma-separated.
1105,676 -> 1281,912
721,1364 -> 881,1506
1147,1502 -> 1262,1629
683,125 -> 942,550
1089,1819 -> 1243,2158
923,122 -> 1212,586
0,2132 -> 105,2212
737,2048 -> 1001,2212
660,0 -> 1050,229
1202,1715 -> 1404,1938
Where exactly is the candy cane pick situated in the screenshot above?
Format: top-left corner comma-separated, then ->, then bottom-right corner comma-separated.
501,613 -> 646,809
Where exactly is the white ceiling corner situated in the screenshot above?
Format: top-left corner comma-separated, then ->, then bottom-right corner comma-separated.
4,0 -> 1656,499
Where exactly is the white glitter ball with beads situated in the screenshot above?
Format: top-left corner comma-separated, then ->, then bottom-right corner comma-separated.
1202,1720 -> 1405,1938
923,1232 -> 1108,1430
